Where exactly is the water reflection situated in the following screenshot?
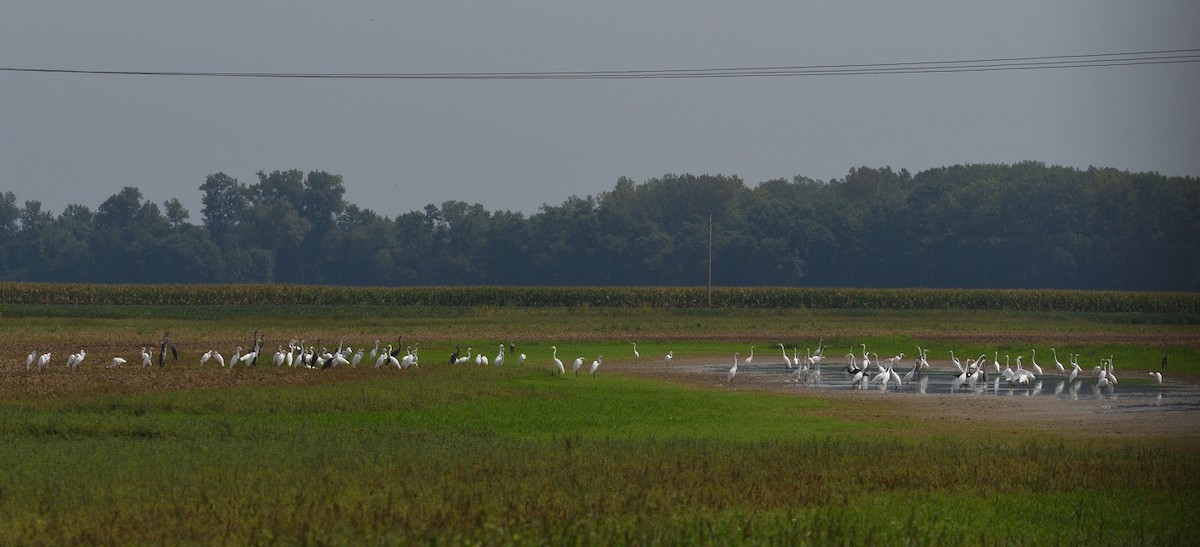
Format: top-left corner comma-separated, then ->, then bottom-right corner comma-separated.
769,365 -> 1196,409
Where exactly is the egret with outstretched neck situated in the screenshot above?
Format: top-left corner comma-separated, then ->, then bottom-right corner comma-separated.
551,346 -> 564,375
727,353 -> 739,384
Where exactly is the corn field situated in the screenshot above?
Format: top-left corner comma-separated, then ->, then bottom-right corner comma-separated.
1,283 -> 1196,313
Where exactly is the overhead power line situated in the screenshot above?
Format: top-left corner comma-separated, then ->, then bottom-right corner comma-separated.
2,48 -> 1198,80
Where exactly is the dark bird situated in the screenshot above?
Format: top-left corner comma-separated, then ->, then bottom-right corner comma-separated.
390,336 -> 404,358
250,331 -> 263,367
449,344 -> 461,365
158,332 -> 176,368
1162,349 -> 1169,370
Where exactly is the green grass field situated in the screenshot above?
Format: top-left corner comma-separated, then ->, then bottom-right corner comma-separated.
1,300 -> 1198,543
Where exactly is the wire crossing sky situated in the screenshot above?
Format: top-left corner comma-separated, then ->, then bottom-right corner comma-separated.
4,49 -> 1198,79
2,2 -> 1198,219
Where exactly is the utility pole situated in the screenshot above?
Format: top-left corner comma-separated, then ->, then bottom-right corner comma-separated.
707,212 -> 713,308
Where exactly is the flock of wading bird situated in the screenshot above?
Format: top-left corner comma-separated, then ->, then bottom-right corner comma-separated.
20,334 -> 1170,393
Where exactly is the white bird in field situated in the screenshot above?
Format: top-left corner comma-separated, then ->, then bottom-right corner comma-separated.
401,348 -> 417,369
108,357 -> 127,369
141,347 -> 152,368
1149,371 -> 1163,385
518,353 -> 527,366
949,350 -> 963,374
351,349 -> 363,368
230,347 -> 242,367
1030,349 -> 1044,375
273,346 -> 287,367
375,345 -> 392,368
213,351 -> 225,368
1051,348 -> 1065,375
572,357 -> 584,375
200,349 -> 214,367
727,353 -> 739,384
67,349 -> 86,370
386,352 -> 400,369
743,346 -> 754,366
780,343 -> 793,369
479,353 -> 489,366
589,356 -> 602,377
368,340 -> 380,362
240,350 -> 258,366
551,346 -> 564,375
26,350 -> 36,370
664,351 -> 673,367
632,342 -> 640,362
494,344 -> 505,367
455,347 -> 473,366
38,352 -> 52,371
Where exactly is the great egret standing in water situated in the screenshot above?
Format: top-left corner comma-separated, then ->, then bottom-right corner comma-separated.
727,353 -> 739,384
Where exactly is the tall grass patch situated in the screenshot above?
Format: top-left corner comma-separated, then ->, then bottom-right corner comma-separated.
1,365 -> 1197,544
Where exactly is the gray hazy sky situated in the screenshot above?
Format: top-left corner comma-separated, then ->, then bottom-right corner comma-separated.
3,2 -> 1198,219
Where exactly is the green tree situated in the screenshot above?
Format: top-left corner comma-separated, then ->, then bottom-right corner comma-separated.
199,172 -> 248,251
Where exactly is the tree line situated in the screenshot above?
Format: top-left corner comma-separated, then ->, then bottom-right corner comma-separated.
1,162 -> 1196,290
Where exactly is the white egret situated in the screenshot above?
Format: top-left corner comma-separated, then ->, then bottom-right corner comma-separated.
844,353 -> 859,374
375,345 -> 392,368
589,356 -> 602,377
632,342 -> 640,362
572,357 -> 584,375
1051,348 -> 1065,375
38,352 -> 52,371
213,351 -> 225,368
108,357 -> 126,369
518,353 -> 527,366
26,350 -> 36,370
1030,349 -> 1044,375
551,346 -> 564,375
141,347 -> 152,368
727,353 -> 739,384
780,343 -> 792,369
494,344 -> 505,367
64,350 -> 79,370
744,346 -> 754,366
1149,371 -> 1163,384
949,350 -> 962,374
455,347 -> 473,366
664,351 -> 673,367
351,348 -> 364,368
